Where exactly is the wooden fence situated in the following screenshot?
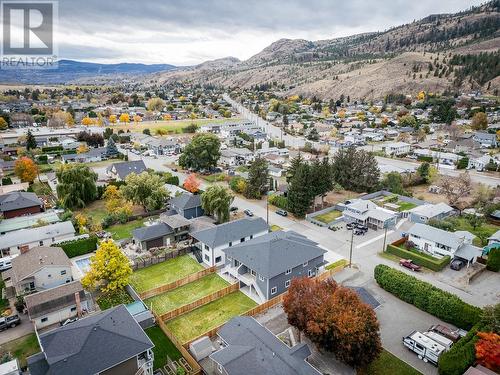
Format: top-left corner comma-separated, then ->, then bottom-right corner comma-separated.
154,311 -> 202,375
132,248 -> 191,271
159,283 -> 240,321
139,266 -> 217,300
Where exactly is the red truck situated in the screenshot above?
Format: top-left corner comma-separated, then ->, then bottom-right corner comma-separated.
399,259 -> 421,272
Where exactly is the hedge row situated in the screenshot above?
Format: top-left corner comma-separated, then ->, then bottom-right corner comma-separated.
374,264 -> 481,330
41,146 -> 63,152
55,236 -> 98,258
417,155 -> 433,162
438,323 -> 481,375
386,244 -> 451,271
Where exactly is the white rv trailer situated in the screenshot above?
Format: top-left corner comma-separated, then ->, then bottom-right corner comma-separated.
423,331 -> 454,350
403,330 -> 446,365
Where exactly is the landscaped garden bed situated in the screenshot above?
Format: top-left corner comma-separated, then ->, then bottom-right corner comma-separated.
130,255 -> 204,293
386,239 -> 450,271
144,274 -> 229,315
165,291 -> 257,344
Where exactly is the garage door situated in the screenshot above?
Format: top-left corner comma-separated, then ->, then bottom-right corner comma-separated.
146,237 -> 163,250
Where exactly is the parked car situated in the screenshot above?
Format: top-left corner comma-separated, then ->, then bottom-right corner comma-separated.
450,258 -> 465,271
355,223 -> 368,230
399,259 -> 421,272
230,206 -> 238,212
276,209 -> 288,217
171,168 -> 178,172
346,223 -> 355,230
0,315 -> 21,330
429,324 -> 461,343
243,209 -> 254,217
354,229 -> 366,236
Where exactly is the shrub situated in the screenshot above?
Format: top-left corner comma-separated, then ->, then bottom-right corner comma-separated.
229,176 -> 246,194
374,264 -> 481,329
438,324 -> 481,375
41,145 -> 63,153
55,236 -> 98,258
457,157 -> 469,169
486,248 -> 500,272
165,175 -> 179,186
268,194 -> 289,210
37,154 -> 48,163
1,177 -> 12,185
386,244 -> 450,271
417,155 -> 433,162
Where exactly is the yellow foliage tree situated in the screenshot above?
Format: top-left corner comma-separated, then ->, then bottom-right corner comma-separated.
133,115 -> 142,125
0,117 -> 8,130
109,115 -> 117,124
14,157 -> 38,182
163,114 -> 172,121
338,110 -> 346,119
76,144 -> 89,154
119,113 -> 130,124
81,240 -> 132,293
74,212 -> 88,234
82,117 -> 93,126
417,91 -> 426,101
103,185 -> 132,216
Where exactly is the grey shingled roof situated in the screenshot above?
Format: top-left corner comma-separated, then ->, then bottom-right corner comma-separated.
110,160 -> 147,180
28,305 -> 154,375
10,246 -> 71,283
0,221 -> 75,249
24,281 -> 85,318
0,191 -> 42,212
191,218 -> 268,249
132,223 -> 173,241
210,316 -> 320,375
170,193 -> 202,210
408,223 -> 462,249
222,231 -> 326,279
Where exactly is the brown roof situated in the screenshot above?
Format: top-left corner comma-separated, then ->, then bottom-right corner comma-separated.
24,281 -> 85,318
11,246 -> 71,283
160,213 -> 191,229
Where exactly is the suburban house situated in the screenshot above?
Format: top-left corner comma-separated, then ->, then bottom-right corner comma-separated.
27,305 -> 155,375
209,316 -> 321,375
0,191 -> 44,219
407,223 -> 482,265
191,217 -> 269,267
0,221 -> 76,257
169,193 -> 204,219
145,137 -> 181,155
3,246 -> 73,295
488,230 -> 500,245
341,199 -> 398,229
24,280 -> 89,329
61,147 -> 108,163
132,213 -> 192,251
222,231 -> 326,302
107,160 -> 147,181
468,154 -> 499,171
219,148 -> 255,167
0,211 -> 61,235
383,142 -> 411,156
409,202 -> 455,224
473,132 -> 498,148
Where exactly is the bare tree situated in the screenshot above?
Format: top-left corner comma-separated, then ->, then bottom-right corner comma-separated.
439,172 -> 472,206
448,122 -> 462,141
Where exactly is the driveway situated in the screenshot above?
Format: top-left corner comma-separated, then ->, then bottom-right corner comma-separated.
0,313 -> 34,345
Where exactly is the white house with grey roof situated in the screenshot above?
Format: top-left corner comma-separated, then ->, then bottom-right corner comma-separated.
342,199 -> 397,229
222,231 -> 326,302
106,160 -> 147,181
408,223 -> 482,264
210,316 -> 321,375
409,202 -> 455,224
191,217 -> 269,267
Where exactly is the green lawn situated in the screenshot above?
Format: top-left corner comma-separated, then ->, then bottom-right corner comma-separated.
326,258 -> 348,270
270,224 -> 282,232
107,218 -> 147,240
451,217 -> 499,246
113,118 -> 240,134
96,289 -> 134,310
77,200 -> 108,223
165,291 -> 257,344
359,349 -> 422,375
144,326 -> 181,370
0,334 -> 40,368
30,181 -> 53,196
130,255 -> 204,293
314,210 -> 342,224
396,201 -> 418,212
201,173 -> 226,183
145,274 -> 229,315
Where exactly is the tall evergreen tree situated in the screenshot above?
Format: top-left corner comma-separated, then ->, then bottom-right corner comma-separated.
26,129 -> 37,150
287,163 -> 314,218
106,137 -> 119,156
286,153 -> 304,183
244,157 -> 269,199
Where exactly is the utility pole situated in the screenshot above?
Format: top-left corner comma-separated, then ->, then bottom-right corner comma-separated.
382,224 -> 388,253
349,229 -> 354,268
266,193 -> 269,225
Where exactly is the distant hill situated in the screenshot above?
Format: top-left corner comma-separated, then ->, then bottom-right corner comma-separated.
0,59 -> 177,84
155,0 -> 500,100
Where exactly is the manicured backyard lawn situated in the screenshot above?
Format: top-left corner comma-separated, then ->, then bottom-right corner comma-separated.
396,201 -> 418,212
359,349 -> 422,375
144,326 -> 181,370
0,334 -> 40,368
145,274 -> 229,315
130,255 -> 204,293
165,291 -> 257,344
107,218 -> 147,240
314,209 -> 342,224
77,200 -> 108,223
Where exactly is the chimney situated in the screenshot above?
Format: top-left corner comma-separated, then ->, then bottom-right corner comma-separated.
75,291 -> 82,317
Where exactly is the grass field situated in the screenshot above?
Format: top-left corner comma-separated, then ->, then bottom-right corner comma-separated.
130,255 -> 204,293
396,201 -> 418,212
145,274 -> 229,315
107,218 -> 147,240
270,224 -> 282,232
165,291 -> 257,344
0,334 -> 40,368
77,200 -> 108,223
314,209 -> 342,224
112,118 -> 241,134
359,349 -> 422,375
144,326 -> 181,370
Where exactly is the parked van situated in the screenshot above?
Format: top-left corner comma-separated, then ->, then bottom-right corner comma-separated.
423,331 -> 454,350
403,330 -> 446,365
0,256 -> 13,271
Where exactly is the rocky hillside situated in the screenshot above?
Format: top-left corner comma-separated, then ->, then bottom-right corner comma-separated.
155,1 -> 500,100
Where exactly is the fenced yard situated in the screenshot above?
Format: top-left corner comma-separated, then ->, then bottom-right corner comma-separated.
144,274 -> 229,316
129,255 -> 204,293
314,209 -> 342,224
165,291 -> 257,344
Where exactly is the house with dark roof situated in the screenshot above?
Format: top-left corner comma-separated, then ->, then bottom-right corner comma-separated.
169,193 -> 204,219
3,246 -> 73,295
61,147 -> 108,163
132,223 -> 174,251
210,316 -> 321,375
191,218 -> 268,267
106,160 -> 147,181
27,305 -> 155,375
222,231 -> 326,302
24,280 -> 89,329
473,132 -> 498,148
0,191 -> 44,219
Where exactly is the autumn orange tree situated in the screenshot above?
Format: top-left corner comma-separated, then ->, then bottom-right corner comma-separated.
14,156 -> 38,182
283,277 -> 382,369
183,173 -> 200,193
475,332 -> 500,372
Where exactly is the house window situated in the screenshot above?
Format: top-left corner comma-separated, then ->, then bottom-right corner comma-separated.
229,241 -> 232,247
303,261 -> 308,267
240,238 -> 245,243
250,235 -> 253,239
259,275 -> 264,281
217,364 -> 223,373
308,269 -> 314,277
41,317 -> 48,323
285,268 -> 292,275
285,280 -> 291,288
48,274 -> 52,278
204,244 -> 209,250
215,256 -> 222,263
39,241 -> 43,246
60,270 -> 66,275
70,307 -> 77,312
234,260 -> 240,267
271,286 -> 277,295
204,254 -> 210,262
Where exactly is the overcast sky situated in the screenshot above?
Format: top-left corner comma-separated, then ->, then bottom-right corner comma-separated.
56,0 -> 484,66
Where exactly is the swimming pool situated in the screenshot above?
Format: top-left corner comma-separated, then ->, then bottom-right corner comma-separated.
74,256 -> 92,274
